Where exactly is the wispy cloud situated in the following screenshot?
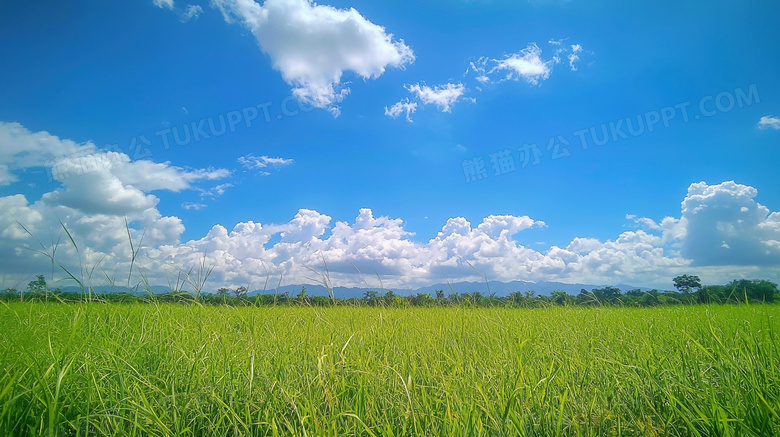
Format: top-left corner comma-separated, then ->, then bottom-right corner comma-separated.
153,0 -> 174,10
469,44 -> 551,85
384,99 -> 418,122
153,0 -> 204,22
200,183 -> 233,198
386,83 -> 466,122
181,5 -> 202,22
568,44 -> 583,71
406,83 -> 466,112
238,154 -> 294,175
182,202 -> 207,210
468,41 -> 589,85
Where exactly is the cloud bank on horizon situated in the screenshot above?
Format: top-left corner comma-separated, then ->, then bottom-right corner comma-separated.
1,122 -> 779,290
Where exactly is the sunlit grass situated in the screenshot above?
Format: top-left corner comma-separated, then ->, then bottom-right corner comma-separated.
1,303 -> 778,436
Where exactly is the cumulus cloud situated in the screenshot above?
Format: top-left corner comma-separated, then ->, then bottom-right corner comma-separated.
1,125 -> 778,292
0,122 -> 229,195
143,210 -> 550,287
138,198 -> 751,290
35,152 -> 230,216
0,122 -> 231,288
757,115 -> 780,130
678,181 -> 780,266
212,0 -> 414,114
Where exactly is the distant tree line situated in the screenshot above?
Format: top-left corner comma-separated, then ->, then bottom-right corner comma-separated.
1,274 -> 777,307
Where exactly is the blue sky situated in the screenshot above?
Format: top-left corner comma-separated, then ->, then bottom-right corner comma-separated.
1,0 -> 779,291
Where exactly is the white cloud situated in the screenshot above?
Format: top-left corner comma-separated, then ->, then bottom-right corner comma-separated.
389,40 -> 586,122
200,183 -> 233,198
386,83 -> 465,121
238,154 -> 294,174
182,5 -> 203,21
567,44 -> 582,71
0,121 -> 95,186
678,181 -> 780,266
153,0 -> 202,22
0,194 -> 42,240
468,41 -> 588,86
182,202 -> 207,210
0,122 -> 226,197
32,152 -> 231,216
492,44 -> 551,84
625,214 -> 662,231
0,122 -> 233,289
2,125 -> 778,293
567,53 -> 579,71
112,160 -> 230,192
153,0 -> 175,10
405,83 -> 466,112
212,0 -> 414,114
468,46 -> 548,85
42,156 -> 158,216
757,115 -> 780,130
384,99 -> 418,122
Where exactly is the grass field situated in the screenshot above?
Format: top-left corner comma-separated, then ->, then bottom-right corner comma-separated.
1,302 -> 778,436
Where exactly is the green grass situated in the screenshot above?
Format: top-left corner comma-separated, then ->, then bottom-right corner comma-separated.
1,303 -> 778,436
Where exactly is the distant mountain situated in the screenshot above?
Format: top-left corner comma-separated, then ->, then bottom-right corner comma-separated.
252,280 -> 654,299
54,281 -> 656,298
403,280 -> 653,297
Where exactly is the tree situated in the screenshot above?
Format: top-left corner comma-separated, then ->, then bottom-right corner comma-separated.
576,289 -> 598,305
728,279 -> 778,303
363,290 -> 379,306
27,275 -> 47,293
412,292 -> 434,307
550,290 -> 568,306
592,286 -> 621,303
673,275 -> 702,294
297,286 -> 308,303
508,291 -> 524,306
234,286 -> 248,299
